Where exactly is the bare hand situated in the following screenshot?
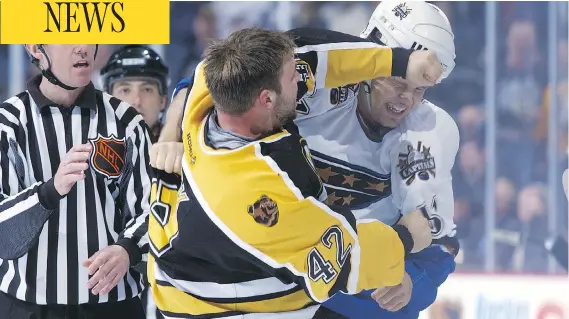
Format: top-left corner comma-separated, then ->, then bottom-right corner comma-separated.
83,245 -> 130,295
397,209 -> 432,253
372,272 -> 413,312
406,50 -> 443,88
150,142 -> 184,174
54,144 -> 92,196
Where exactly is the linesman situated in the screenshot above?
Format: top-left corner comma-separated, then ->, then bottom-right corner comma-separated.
0,44 -> 151,318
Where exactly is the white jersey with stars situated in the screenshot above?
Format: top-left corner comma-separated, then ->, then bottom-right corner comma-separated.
294,85 -> 459,239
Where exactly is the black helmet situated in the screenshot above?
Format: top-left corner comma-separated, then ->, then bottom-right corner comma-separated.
100,45 -> 169,95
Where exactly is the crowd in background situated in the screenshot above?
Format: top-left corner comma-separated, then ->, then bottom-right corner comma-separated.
0,1 -> 566,273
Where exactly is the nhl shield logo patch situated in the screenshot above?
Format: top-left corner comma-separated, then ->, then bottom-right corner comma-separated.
89,134 -> 126,179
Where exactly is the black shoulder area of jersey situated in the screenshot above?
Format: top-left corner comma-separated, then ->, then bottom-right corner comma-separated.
259,123 -> 324,200
153,168 -> 182,187
286,27 -> 370,47
288,28 -> 373,101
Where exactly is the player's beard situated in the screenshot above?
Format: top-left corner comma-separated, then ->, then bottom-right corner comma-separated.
274,93 -> 297,128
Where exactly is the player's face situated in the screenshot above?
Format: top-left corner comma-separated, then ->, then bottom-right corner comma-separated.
369,77 -> 427,128
111,79 -> 166,128
39,45 -> 97,88
273,54 -> 300,127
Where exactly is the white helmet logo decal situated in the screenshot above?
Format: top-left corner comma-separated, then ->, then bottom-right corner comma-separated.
392,3 -> 412,20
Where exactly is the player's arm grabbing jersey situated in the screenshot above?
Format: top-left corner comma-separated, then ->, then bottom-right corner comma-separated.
389,100 -> 459,244
147,60 -> 413,318
171,27 -> 412,122
288,27 -> 410,116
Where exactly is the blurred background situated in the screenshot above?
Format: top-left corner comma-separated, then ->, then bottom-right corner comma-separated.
1,1 -> 568,317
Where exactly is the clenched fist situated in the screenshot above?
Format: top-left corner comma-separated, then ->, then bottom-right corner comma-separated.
54,144 -> 91,196
149,142 -> 184,174
406,50 -> 443,87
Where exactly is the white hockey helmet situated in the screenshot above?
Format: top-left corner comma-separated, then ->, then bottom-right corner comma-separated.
360,1 -> 456,83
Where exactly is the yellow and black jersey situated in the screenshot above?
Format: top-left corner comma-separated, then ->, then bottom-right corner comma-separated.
148,28 -> 407,318
287,27 -> 410,106
176,27 -> 412,123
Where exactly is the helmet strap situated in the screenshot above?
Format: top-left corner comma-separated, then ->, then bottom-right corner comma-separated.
31,44 -> 99,91
36,45 -> 78,91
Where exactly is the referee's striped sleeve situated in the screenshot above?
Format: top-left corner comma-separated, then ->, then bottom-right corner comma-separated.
0,116 -> 55,259
115,120 -> 154,266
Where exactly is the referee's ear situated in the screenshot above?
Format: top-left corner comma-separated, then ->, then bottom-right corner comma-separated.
25,45 -> 45,68
25,45 -> 40,58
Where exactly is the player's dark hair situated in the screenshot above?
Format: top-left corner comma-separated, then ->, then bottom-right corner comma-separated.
202,27 -> 296,115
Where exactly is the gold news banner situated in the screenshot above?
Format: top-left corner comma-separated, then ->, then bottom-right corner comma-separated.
0,0 -> 170,44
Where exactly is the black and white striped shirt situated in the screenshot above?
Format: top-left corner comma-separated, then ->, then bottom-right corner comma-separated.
0,75 -> 152,305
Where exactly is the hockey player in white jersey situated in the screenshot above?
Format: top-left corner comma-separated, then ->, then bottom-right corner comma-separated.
154,2 -> 458,318
310,2 -> 460,318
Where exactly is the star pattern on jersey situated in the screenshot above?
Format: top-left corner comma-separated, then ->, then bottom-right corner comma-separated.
316,167 -> 338,182
342,194 -> 355,206
312,160 -> 391,208
342,174 -> 360,187
365,182 -> 388,193
324,192 -> 342,205
324,192 -> 356,206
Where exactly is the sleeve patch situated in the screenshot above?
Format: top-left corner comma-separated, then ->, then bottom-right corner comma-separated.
397,141 -> 436,185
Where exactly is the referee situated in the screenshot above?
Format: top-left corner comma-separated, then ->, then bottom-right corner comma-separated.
0,44 -> 150,318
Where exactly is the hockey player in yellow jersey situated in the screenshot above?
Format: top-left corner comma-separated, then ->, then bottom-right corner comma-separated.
147,27 -> 442,318
158,2 -> 460,318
